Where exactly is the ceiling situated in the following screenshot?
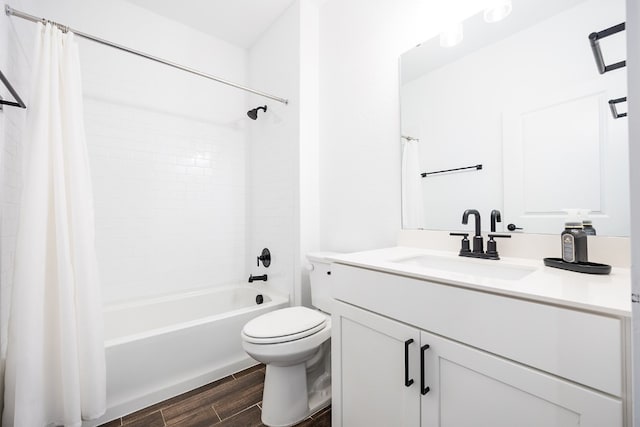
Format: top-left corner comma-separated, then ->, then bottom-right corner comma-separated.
125,0 -> 297,49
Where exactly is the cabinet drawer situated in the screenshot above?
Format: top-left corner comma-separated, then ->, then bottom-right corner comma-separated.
332,264 -> 622,396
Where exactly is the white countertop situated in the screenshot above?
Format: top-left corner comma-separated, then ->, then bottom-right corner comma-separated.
329,246 -> 631,318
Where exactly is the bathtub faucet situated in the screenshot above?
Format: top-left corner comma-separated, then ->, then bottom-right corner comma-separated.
249,274 -> 268,283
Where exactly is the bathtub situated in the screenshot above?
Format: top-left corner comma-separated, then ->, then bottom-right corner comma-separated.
87,285 -> 288,426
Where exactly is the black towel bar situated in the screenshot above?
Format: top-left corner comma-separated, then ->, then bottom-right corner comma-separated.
589,22 -> 626,74
421,164 -> 482,178
609,97 -> 627,119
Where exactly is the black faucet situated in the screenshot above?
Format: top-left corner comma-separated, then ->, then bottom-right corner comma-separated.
462,209 -> 483,253
248,274 -> 268,283
451,209 -> 511,260
490,209 -> 502,233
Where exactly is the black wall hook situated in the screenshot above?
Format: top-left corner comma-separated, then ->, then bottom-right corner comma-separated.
0,69 -> 26,110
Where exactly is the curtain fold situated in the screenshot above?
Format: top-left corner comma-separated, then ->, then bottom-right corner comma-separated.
401,139 -> 425,229
3,23 -> 106,427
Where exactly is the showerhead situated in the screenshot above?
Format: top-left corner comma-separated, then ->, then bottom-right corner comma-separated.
247,105 -> 267,120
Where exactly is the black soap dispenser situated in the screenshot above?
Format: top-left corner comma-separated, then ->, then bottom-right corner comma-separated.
561,222 -> 588,263
583,220 -> 596,236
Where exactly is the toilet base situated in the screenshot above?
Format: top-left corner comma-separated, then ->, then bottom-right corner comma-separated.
262,363 -> 307,427
261,363 -> 331,427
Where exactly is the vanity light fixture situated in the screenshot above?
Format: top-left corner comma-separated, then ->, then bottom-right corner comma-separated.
483,0 -> 513,23
439,22 -> 463,47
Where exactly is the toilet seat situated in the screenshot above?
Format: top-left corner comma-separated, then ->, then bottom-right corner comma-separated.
242,306 -> 328,344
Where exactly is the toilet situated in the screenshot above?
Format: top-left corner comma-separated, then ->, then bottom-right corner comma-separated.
241,252 -> 336,427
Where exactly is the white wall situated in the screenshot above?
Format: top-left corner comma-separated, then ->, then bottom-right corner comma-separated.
244,0 -> 322,308
246,1 -> 302,303
1,0 -> 251,305
317,0 -> 484,252
298,0 -> 321,306
627,0 -> 640,423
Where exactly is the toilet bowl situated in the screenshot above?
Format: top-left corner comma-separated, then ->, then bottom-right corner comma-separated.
241,252 -> 336,427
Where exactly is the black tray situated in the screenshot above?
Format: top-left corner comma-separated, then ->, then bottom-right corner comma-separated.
543,258 -> 611,275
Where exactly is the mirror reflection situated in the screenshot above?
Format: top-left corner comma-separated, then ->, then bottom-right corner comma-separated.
400,0 -> 628,236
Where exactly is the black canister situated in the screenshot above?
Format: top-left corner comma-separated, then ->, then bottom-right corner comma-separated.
561,222 -> 588,263
583,220 -> 596,236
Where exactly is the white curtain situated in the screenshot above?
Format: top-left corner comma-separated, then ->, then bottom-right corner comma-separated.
401,139 -> 425,229
3,23 -> 106,427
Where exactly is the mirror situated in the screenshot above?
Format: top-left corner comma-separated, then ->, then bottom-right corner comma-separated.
400,0 -> 628,236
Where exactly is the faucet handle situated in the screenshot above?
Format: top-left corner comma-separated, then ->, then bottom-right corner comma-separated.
488,234 -> 511,240
486,234 -> 511,259
449,232 -> 471,254
257,248 -> 271,267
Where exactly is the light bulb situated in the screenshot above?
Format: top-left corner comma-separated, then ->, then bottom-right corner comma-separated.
484,0 -> 513,23
439,22 -> 463,48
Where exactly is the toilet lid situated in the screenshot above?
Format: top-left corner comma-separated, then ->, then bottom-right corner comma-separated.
243,306 -> 327,343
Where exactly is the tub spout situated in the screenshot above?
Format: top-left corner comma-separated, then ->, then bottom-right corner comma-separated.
249,274 -> 268,283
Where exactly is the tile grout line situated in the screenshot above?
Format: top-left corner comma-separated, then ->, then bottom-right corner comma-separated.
218,403 -> 261,423
160,409 -> 167,426
211,404 -> 222,423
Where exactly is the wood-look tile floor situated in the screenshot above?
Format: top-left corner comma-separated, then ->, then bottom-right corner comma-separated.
99,364 -> 331,427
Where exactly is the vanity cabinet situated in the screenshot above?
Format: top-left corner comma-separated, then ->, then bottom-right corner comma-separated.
331,263 -> 628,427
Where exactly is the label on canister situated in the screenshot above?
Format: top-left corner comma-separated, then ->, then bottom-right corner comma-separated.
562,233 -> 575,263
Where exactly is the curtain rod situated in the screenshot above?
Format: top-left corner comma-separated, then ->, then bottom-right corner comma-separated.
4,5 -> 289,105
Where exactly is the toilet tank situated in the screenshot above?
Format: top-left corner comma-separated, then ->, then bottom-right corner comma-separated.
306,252 -> 340,314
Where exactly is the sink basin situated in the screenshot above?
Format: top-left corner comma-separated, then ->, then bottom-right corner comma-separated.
393,254 -> 536,281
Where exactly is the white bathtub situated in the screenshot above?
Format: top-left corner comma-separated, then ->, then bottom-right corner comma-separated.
86,285 -> 288,426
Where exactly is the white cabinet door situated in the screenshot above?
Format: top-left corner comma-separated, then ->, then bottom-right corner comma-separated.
332,301 -> 421,427
420,330 -> 623,427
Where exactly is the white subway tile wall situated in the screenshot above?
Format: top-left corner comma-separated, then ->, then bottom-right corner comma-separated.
85,99 -> 247,304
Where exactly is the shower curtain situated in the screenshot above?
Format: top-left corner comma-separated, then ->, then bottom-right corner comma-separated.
401,139 -> 425,229
2,23 -> 106,426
